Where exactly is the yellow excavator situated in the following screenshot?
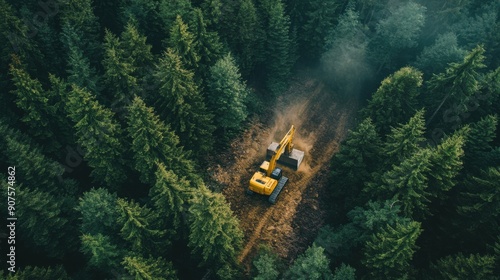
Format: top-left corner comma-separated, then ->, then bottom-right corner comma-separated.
247,125 -> 305,204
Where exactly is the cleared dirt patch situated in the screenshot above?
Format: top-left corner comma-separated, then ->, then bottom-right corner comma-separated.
208,73 -> 358,274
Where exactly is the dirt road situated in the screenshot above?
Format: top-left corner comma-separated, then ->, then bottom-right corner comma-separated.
209,74 -> 357,273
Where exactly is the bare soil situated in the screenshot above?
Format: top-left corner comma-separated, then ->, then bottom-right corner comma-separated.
208,72 -> 358,274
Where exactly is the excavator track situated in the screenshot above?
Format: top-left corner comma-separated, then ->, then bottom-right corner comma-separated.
268,176 -> 288,204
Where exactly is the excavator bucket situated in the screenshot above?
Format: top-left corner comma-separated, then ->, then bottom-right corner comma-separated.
266,142 -> 305,170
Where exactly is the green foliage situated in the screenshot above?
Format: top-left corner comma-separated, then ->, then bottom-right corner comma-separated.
192,8 -> 223,75
81,233 -> 122,269
301,0 -> 340,59
122,255 -> 178,280
5,266 -> 70,280
253,250 -> 280,280
430,253 -> 496,280
117,198 -> 166,254
65,85 -> 126,188
167,15 -> 200,70
363,67 -> 423,135
158,0 -> 193,34
462,115 -> 498,171
75,188 -> 121,236
188,186 -> 243,267
207,53 -> 249,131
333,263 -> 356,280
126,96 -> 196,184
283,244 -> 333,280
263,0 -> 295,95
363,221 -> 422,279
330,118 -> 383,211
154,49 -> 214,154
150,162 -> 191,235
383,109 -> 426,163
415,32 -> 466,76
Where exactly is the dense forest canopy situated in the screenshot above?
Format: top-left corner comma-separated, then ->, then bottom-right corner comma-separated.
1,0 -> 499,279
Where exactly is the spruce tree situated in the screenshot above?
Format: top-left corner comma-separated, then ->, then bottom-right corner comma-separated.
363,221 -> 422,279
206,53 -> 249,131
253,251 -> 280,280
233,0 -> 263,75
120,20 -> 154,81
76,188 -> 121,237
167,15 -> 200,70
263,0 -> 294,95
192,8 -> 223,75
462,115 -> 498,172
65,35 -> 100,95
65,85 -> 126,188
188,186 -> 243,267
283,244 -> 333,280
5,266 -> 70,280
333,264 -> 356,280
154,49 -> 214,154
126,96 -> 198,184
122,255 -> 178,280
116,198 -> 165,254
384,109 -> 426,163
430,253 -> 496,280
81,233 -> 122,269
363,67 -> 423,135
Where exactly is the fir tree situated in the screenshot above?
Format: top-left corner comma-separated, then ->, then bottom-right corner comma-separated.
75,188 -> 121,237
154,49 -> 214,154
80,233 -> 122,269
167,15 -> 200,70
192,8 -> 223,74
5,266 -> 70,280
283,244 -> 333,280
333,263 -> 356,280
188,186 -> 243,267
233,0 -> 262,75
430,253 -> 496,280
122,255 -> 178,280
363,221 -> 422,279
384,109 -> 426,163
65,85 -> 126,189
363,67 -> 423,135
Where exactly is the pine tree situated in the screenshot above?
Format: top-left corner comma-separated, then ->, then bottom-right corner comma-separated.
372,149 -> 432,217
116,198 -> 165,254
330,118 -> 383,212
81,233 -> 122,269
102,29 -> 138,106
363,67 -> 423,135
5,266 -> 70,280
283,244 -> 333,280
462,115 -> 498,172
206,53 -> 249,131
158,0 -> 193,34
9,57 -> 62,151
363,221 -> 422,279
333,263 -> 356,280
75,188 -> 121,237
17,186 -> 72,258
65,85 -> 126,188
233,0 -> 262,75
188,186 -> 243,267
126,96 -> 198,184
154,49 -> 214,154
167,15 -> 200,70
122,255 -> 178,280
65,34 -> 100,95
150,162 -> 192,236
430,253 -> 496,280
120,20 -> 154,79
201,0 -> 222,26
384,109 -> 426,163
427,132 -> 465,195
192,8 -> 223,70
263,0 -> 294,95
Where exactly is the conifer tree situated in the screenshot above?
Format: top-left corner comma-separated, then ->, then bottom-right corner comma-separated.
384,109 -> 426,163
5,266 -> 70,280
154,49 -> 214,154
192,8 -> 223,75
201,0 -> 222,26
122,255 -> 178,280
188,186 -> 243,267
283,244 -> 333,280
167,15 -> 200,70
81,233 -> 122,269
263,0 -> 294,95
207,53 -> 249,131
363,67 -> 423,135
363,221 -> 422,279
253,251 -> 280,280
301,0 -> 340,59
65,38 -> 100,95
150,162 -> 192,236
430,253 -> 496,280
76,188 -> 121,237
233,0 -> 263,75
116,198 -> 165,254
102,29 -> 138,105
65,85 -> 126,188
333,264 -> 356,280
126,96 -> 198,184
462,115 -> 498,172
330,118 -> 383,212
158,0 -> 193,33
120,20 -> 154,80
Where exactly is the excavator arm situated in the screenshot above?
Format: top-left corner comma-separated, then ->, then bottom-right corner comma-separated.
266,125 -> 295,176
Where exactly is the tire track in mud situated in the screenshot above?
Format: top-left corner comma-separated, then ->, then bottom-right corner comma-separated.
209,76 -> 357,273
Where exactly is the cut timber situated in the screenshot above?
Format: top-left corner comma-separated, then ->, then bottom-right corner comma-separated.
266,142 -> 305,170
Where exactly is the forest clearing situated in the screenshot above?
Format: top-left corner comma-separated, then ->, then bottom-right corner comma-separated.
209,73 -> 357,271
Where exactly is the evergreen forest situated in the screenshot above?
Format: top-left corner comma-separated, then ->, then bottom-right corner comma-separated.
0,0 -> 499,279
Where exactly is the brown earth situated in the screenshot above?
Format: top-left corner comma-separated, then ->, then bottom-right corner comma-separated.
208,72 -> 358,274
